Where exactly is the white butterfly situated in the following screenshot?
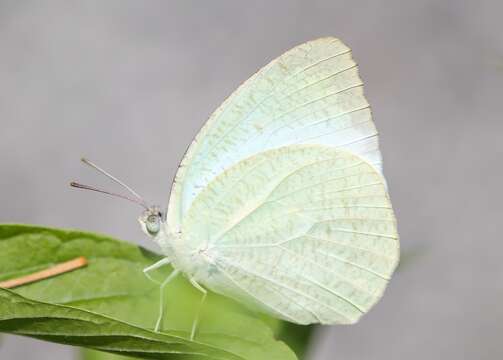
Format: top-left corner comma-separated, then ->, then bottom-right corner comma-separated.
73,37 -> 399,340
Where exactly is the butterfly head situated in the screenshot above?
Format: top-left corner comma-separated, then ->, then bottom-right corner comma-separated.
138,205 -> 164,237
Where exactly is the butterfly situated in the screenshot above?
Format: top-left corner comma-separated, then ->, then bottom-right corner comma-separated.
73,37 -> 399,340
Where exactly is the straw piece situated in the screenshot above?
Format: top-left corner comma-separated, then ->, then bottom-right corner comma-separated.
0,256 -> 88,289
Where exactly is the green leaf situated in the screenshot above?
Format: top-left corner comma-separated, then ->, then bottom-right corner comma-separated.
82,348 -> 134,360
0,224 -> 297,360
276,324 -> 315,360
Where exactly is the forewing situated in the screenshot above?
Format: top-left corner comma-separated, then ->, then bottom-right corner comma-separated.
182,146 -> 399,325
168,38 -> 381,230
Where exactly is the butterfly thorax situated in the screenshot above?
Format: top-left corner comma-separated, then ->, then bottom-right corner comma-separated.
155,223 -> 216,281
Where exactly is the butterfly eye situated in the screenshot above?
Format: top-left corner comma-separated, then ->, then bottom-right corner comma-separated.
146,214 -> 161,235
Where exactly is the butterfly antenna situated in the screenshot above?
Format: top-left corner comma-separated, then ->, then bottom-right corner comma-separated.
80,158 -> 148,204
70,182 -> 149,210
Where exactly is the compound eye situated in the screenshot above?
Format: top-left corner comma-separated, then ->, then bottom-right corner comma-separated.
146,214 -> 161,235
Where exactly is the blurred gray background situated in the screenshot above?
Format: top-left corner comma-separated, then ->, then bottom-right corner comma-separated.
1,1 -> 502,359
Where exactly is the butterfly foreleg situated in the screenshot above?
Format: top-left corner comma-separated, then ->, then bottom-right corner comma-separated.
143,257 -> 171,284
154,269 -> 180,332
188,277 -> 207,341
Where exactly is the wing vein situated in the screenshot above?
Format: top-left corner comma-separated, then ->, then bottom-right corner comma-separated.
269,180 -> 383,204
276,244 -> 376,305
257,85 -> 366,135
212,259 -> 300,322
213,160 -> 373,242
186,43 -> 353,181
316,249 -> 391,280
215,231 -> 396,261
216,255 -> 355,321
315,226 -> 398,240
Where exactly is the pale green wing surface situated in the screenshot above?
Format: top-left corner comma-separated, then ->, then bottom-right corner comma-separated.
168,38 -> 381,231
181,145 -> 399,325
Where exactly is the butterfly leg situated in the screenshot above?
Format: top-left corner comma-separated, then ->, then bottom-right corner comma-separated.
143,257 -> 171,284
188,277 -> 207,340
154,269 -> 180,332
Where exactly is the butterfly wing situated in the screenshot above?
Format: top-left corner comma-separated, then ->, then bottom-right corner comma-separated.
181,145 -> 398,324
167,37 -> 381,231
